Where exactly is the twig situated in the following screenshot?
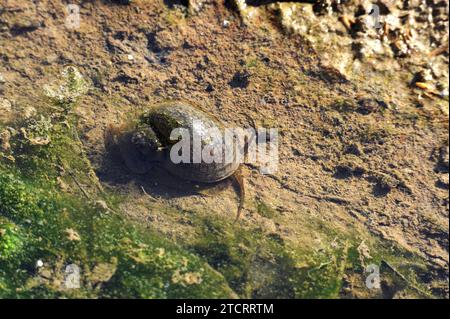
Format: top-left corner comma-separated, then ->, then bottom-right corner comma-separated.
68,170 -> 90,199
381,260 -> 431,297
428,41 -> 449,57
141,186 -> 158,202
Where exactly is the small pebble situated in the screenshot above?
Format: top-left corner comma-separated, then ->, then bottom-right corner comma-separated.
44,54 -> 58,65
0,129 -> 11,152
21,106 -> 37,119
0,98 -> 12,122
436,174 -> 449,189
95,200 -> 110,212
36,260 -> 44,268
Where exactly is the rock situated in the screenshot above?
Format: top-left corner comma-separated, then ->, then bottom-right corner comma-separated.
88,258 -> 117,284
373,173 -> 398,196
21,106 -> 37,119
312,0 -> 333,15
436,174 -> 449,189
0,129 -> 11,152
39,269 -> 53,279
334,165 -> 354,178
334,155 -> 366,179
10,18 -> 42,35
435,145 -> 449,173
95,200 -> 110,212
56,177 -> 70,192
189,0 -> 209,12
0,98 -> 13,122
344,143 -> 363,156
229,70 -> 251,88
113,0 -> 133,4
357,98 -> 381,115
205,83 -> 214,92
113,72 -> 139,84
65,228 -> 81,242
44,54 -> 59,65
411,69 -> 433,85
0,73 -> 5,83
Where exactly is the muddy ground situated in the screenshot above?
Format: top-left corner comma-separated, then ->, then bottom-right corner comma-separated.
0,0 -> 448,298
